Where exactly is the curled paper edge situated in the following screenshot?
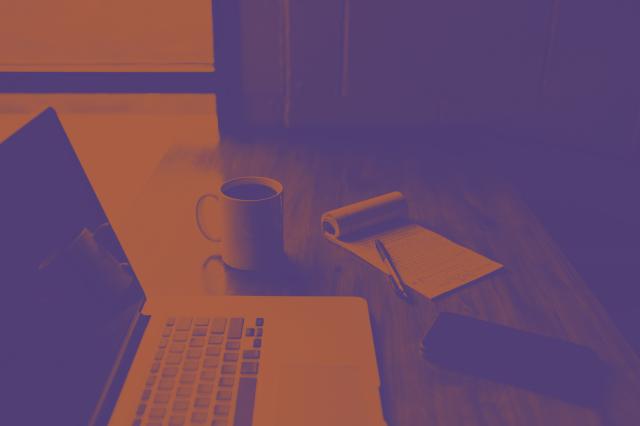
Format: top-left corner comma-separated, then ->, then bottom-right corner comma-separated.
321,191 -> 409,239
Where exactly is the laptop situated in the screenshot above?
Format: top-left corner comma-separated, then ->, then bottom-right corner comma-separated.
0,108 -> 387,426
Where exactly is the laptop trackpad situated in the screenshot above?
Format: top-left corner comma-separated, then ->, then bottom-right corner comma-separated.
275,364 -> 373,426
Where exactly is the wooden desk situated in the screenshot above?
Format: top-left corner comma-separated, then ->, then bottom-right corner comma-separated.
119,132 -> 640,425
2,95 -> 637,425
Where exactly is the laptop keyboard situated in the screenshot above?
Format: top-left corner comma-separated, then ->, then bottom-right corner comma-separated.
133,316 -> 263,426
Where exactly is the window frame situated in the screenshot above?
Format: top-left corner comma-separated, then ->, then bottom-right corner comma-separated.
0,72 -> 219,94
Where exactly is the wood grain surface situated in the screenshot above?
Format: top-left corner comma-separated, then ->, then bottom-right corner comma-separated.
132,135 -> 640,426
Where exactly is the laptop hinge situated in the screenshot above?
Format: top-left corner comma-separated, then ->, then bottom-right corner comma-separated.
89,303 -> 149,426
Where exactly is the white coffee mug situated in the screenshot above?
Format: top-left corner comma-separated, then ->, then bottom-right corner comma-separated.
196,176 -> 284,270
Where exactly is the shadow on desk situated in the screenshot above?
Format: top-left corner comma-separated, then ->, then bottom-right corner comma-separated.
203,255 -> 313,296
421,313 -> 609,409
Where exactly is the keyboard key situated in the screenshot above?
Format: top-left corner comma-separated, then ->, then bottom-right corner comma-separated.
211,420 -> 227,426
165,317 -> 176,327
153,392 -> 170,404
214,405 -> 230,416
227,318 -> 244,339
240,362 -> 259,375
197,383 -> 214,394
243,350 -> 260,359
200,370 -> 216,381
168,415 -> 185,426
165,353 -> 183,365
191,411 -> 208,424
208,335 -> 224,345
158,378 -> 175,391
180,372 -> 196,384
132,419 -> 142,426
136,404 -> 146,416
255,318 -> 264,326
219,376 -> 234,387
182,360 -> 199,371
176,386 -> 193,397
256,328 -> 263,337
162,366 -> 179,378
253,339 -> 262,348
194,317 -> 210,326
189,337 -> 205,347
203,357 -> 219,369
158,337 -> 169,348
216,390 -> 232,401
169,343 -> 186,353
221,364 -> 236,375
245,328 -> 255,337
192,327 -> 208,336
206,346 -> 221,356
173,331 -> 189,342
150,361 -> 161,373
211,318 -> 227,334
146,375 -> 157,386
176,318 -> 192,331
187,348 -> 203,359
225,341 -> 241,350
141,388 -> 151,401
194,397 -> 211,408
172,400 -> 189,411
162,327 -> 172,337
223,352 -> 239,362
154,349 -> 165,360
233,377 -> 257,426
149,406 -> 167,418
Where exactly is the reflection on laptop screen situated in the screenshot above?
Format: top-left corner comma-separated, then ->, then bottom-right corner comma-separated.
0,108 -> 145,425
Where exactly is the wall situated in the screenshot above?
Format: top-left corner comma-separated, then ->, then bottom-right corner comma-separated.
229,0 -> 640,157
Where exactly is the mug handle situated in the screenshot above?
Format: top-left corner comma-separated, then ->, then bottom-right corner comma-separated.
195,193 -> 221,242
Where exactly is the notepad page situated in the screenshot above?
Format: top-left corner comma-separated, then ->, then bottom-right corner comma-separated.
328,224 -> 502,298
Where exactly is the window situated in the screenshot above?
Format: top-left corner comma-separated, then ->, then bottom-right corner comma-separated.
0,0 -> 217,92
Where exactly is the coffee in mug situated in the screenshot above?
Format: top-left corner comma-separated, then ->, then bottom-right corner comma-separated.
223,183 -> 277,200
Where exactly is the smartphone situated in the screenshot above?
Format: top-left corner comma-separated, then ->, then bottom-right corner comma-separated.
421,312 -> 606,406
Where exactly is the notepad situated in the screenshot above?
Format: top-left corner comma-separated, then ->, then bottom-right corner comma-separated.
321,192 -> 502,298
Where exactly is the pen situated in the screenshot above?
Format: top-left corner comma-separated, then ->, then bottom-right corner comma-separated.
374,239 -> 411,301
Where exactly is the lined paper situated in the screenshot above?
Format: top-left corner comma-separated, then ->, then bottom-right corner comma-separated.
322,193 -> 502,298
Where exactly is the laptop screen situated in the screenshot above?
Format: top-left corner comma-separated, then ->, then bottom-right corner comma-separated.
0,108 -> 146,425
